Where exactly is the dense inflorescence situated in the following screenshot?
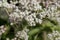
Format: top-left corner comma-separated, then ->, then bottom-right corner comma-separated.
0,0 -> 60,40
47,30 -> 60,40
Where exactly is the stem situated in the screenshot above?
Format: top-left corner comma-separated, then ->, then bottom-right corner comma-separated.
43,31 -> 47,40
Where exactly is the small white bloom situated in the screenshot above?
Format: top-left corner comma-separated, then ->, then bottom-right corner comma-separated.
0,25 -> 4,29
10,23 -> 14,25
6,38 -> 10,40
38,19 -> 42,24
1,29 -> 5,33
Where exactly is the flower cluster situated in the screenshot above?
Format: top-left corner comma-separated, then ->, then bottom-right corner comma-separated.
0,25 -> 6,35
0,0 -> 60,26
47,30 -> 60,40
0,0 -> 60,40
15,28 -> 29,40
8,0 -> 60,26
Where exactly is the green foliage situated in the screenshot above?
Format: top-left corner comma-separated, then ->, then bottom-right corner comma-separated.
0,18 -> 8,26
28,28 -> 41,36
28,18 -> 59,40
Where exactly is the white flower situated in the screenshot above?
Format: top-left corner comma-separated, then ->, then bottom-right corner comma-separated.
0,25 -> 6,35
3,2 -> 9,8
48,34 -> 53,39
34,5 -> 42,10
1,29 -> 5,33
55,38 -> 58,40
57,37 -> 60,40
24,28 -> 29,33
6,38 -> 10,40
47,31 -> 60,40
19,0 -> 28,5
31,0 -> 38,5
25,10 -> 31,16
15,30 -> 29,40
12,37 -> 17,40
13,12 -> 20,18
38,19 -> 42,24
9,12 -> 21,23
0,25 -> 4,29
31,13 -> 36,18
25,15 -> 34,22
10,23 -> 14,25
56,18 -> 60,24
29,21 -> 36,26
35,18 -> 42,24
14,7 -> 20,12
35,18 -> 39,23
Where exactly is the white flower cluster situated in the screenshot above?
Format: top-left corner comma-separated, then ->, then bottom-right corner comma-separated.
5,28 -> 29,40
7,0 -> 43,26
0,25 -> 6,35
0,0 -> 60,26
6,38 -> 10,40
15,28 -> 29,40
47,30 -> 60,40
0,0 -> 14,8
0,0 -> 60,40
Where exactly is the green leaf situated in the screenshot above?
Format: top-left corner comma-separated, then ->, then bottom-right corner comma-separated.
43,27 -> 52,33
42,20 -> 54,27
28,28 -> 41,36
